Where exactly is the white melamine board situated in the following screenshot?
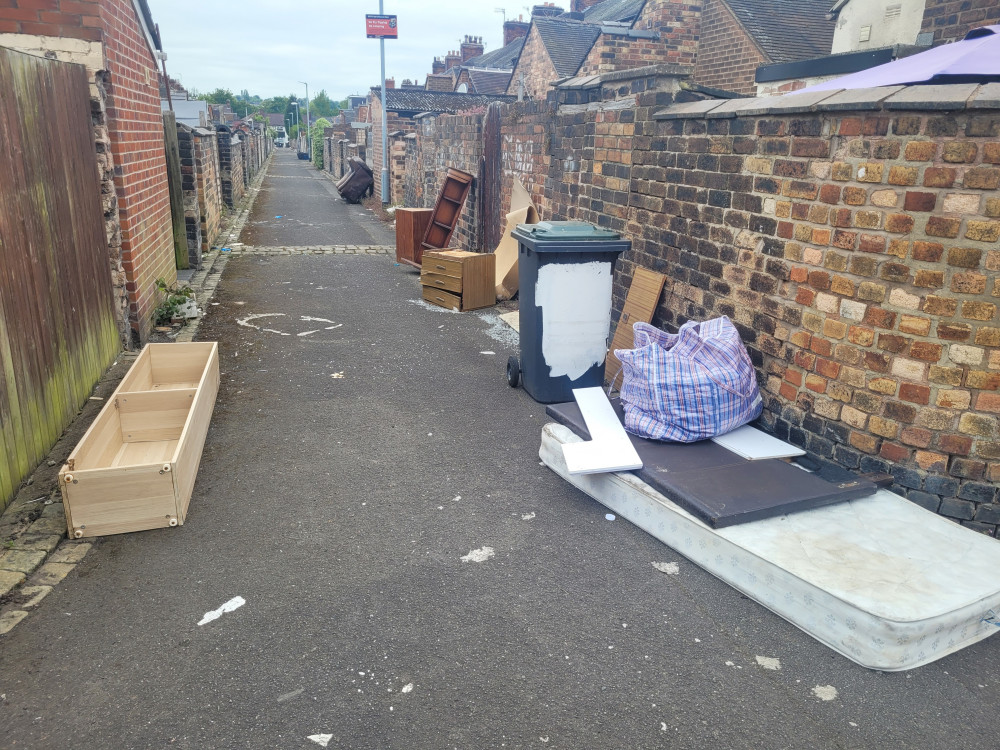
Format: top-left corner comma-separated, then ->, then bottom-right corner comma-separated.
562,387 -> 642,475
711,424 -> 806,460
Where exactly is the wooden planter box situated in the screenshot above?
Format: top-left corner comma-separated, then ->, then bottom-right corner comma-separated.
59,342 -> 220,538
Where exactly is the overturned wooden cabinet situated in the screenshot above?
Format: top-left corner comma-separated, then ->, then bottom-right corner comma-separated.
59,342 -> 220,538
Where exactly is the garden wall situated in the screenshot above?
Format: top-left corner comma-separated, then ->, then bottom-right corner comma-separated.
405,73 -> 1000,533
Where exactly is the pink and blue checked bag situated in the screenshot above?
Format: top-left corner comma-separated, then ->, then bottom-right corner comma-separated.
615,317 -> 762,442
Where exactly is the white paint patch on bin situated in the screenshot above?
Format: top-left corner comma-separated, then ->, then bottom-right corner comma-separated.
535,261 -> 613,380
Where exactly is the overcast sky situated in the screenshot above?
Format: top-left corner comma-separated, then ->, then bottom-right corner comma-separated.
149,0 -> 541,101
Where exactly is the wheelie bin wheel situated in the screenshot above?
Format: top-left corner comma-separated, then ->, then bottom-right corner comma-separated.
506,356 -> 520,388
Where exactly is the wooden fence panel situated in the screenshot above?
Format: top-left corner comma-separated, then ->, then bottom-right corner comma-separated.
0,47 -> 120,509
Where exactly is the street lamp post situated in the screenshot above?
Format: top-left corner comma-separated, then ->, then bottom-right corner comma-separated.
378,0 -> 388,203
299,81 -> 310,159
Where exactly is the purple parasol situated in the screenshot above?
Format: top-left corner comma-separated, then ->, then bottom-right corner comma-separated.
800,25 -> 1000,92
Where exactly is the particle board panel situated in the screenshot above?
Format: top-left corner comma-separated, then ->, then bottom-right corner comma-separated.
149,342 -> 216,386
606,268 -> 666,385
420,272 -> 463,294
422,286 -> 462,311
546,399 -> 876,527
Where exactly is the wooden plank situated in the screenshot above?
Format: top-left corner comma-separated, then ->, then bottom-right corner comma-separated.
149,342 -> 214,386
65,402 -> 124,472
118,347 -> 154,392
61,464 -> 178,538
117,389 -> 196,443
171,343 -> 220,522
420,272 -> 462,294
605,267 -> 667,386
111,440 -> 178,468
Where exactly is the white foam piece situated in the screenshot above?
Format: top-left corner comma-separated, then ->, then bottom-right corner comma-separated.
541,423 -> 1000,671
712,424 -> 806,460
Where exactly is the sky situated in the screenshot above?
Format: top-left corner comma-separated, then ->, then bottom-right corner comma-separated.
148,0 -> 540,102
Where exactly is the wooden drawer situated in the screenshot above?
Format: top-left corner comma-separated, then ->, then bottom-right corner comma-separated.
421,271 -> 462,294
423,286 -> 462,311
422,254 -> 464,278
421,250 -> 496,312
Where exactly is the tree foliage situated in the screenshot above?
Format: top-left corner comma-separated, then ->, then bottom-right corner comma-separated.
310,90 -> 340,119
310,117 -> 331,169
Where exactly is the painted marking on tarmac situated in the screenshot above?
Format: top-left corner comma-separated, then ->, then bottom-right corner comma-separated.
522,512 -> 536,521
198,596 -> 246,626
461,547 -> 495,563
237,312 -> 285,329
298,330 -> 319,337
301,316 -> 336,324
277,688 -> 304,703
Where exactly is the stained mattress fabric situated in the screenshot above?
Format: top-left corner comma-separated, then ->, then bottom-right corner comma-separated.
545,399 -> 876,527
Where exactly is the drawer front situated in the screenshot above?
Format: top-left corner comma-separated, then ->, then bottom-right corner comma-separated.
421,271 -> 462,293
422,256 -> 463,278
422,286 -> 462,311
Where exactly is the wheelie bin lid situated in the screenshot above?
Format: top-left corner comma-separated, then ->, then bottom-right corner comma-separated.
511,221 -> 630,253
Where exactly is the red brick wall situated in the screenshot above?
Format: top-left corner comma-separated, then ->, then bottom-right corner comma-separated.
0,0 -> 102,40
578,31 -> 671,75
98,0 -> 174,343
506,25 -> 559,100
693,0 -> 766,95
638,0 -> 702,68
921,0 -> 1000,45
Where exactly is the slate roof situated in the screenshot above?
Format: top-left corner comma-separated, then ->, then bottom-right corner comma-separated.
372,88 -> 515,114
468,68 -> 514,95
723,0 -> 835,63
534,17 -> 603,77
464,36 -> 526,70
581,0 -> 647,25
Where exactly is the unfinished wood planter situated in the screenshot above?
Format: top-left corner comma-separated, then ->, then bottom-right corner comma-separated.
59,342 -> 220,538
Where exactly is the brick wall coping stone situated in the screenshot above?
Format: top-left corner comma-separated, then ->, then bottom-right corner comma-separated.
560,98 -> 640,114
556,62 -> 692,90
596,26 -> 660,39
655,82 -> 1000,120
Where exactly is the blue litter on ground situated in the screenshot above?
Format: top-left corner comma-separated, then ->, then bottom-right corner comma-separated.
275,215 -> 283,219
220,248 -> 231,253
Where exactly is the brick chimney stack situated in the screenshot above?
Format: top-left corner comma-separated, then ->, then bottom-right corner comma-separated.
432,57 -> 445,74
503,15 -> 530,45
460,35 -> 485,63
385,78 -> 395,89
444,50 -> 461,70
531,3 -> 564,17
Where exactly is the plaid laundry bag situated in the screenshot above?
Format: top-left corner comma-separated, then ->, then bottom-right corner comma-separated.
615,316 -> 762,442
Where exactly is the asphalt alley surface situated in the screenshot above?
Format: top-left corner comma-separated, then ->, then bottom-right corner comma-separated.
1,151 -> 999,749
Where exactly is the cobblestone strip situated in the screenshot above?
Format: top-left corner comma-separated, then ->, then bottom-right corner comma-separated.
227,245 -> 394,255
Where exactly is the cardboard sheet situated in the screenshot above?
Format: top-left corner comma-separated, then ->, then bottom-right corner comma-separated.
605,268 -> 666,385
493,179 -> 539,301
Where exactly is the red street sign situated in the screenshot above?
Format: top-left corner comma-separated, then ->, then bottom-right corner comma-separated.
366,14 -> 398,39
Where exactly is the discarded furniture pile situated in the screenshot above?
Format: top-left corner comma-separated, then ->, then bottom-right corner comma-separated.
335,157 -> 374,204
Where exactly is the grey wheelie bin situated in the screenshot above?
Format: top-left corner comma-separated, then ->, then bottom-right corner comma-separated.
507,221 -> 631,403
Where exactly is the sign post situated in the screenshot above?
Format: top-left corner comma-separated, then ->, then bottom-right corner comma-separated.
367,8 -> 396,203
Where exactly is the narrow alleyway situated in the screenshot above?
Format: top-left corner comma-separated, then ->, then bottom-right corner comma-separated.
1,151 -> 998,749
